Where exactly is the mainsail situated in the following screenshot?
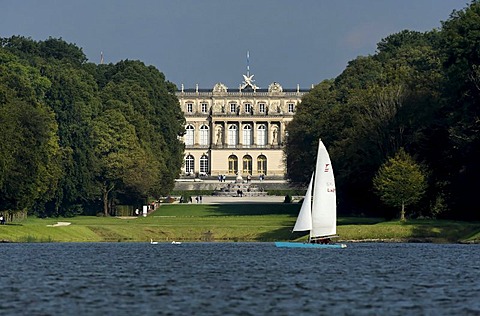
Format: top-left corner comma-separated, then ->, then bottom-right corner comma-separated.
310,140 -> 337,238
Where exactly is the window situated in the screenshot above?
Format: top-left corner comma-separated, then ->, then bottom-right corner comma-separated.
257,124 -> 266,146
186,103 -> 193,113
244,103 -> 252,113
200,155 -> 209,174
243,124 -> 252,147
257,155 -> 267,175
288,103 -> 295,113
185,155 -> 194,173
228,124 -> 238,147
199,125 -> 209,146
228,155 -> 238,174
230,103 -> 237,113
243,155 -> 252,174
185,125 -> 194,146
201,103 -> 208,113
258,103 -> 266,113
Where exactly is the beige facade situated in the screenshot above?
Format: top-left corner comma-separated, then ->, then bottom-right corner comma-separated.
176,77 -> 308,178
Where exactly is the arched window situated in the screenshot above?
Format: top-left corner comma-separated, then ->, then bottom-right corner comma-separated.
199,125 -> 209,146
243,124 -> 252,147
185,125 -> 195,146
257,155 -> 267,175
185,155 -> 195,174
257,124 -> 266,146
200,155 -> 209,175
228,155 -> 238,174
243,155 -> 252,174
228,124 -> 238,147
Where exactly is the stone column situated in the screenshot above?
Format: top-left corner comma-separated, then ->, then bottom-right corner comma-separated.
267,121 -> 271,145
279,121 -> 284,145
213,122 -> 217,146
194,121 -> 199,145
238,121 -> 243,146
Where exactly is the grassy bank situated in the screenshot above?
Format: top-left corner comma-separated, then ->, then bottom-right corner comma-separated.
1,203 -> 479,243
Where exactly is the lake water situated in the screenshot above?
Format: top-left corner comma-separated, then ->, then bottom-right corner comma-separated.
0,242 -> 479,315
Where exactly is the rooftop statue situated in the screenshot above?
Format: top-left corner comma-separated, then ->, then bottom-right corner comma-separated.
241,74 -> 259,90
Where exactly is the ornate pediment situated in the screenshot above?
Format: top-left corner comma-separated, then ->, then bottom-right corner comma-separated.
213,83 -> 228,93
268,82 -> 283,93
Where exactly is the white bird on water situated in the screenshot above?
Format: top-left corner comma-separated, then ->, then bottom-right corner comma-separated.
150,239 -> 158,245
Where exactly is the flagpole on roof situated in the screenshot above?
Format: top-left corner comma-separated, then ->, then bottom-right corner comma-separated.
246,50 -> 250,77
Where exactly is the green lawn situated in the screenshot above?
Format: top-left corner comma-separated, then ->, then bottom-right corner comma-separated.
1,203 -> 479,243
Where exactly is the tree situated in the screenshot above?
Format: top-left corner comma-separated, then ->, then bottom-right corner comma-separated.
1,37 -> 98,217
0,56 -> 62,215
41,61 -> 100,216
91,109 -> 157,216
373,148 -> 427,220
93,60 -> 185,199
286,80 -> 338,184
38,37 -> 88,65
435,1 -> 480,219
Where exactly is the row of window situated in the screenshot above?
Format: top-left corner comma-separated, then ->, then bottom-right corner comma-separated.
186,102 -> 295,114
184,124 -> 275,146
185,154 -> 268,175
185,125 -> 210,146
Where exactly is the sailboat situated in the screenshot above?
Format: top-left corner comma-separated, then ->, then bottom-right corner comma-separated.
275,139 -> 347,249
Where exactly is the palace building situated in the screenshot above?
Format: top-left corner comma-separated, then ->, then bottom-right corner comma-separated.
176,72 -> 309,178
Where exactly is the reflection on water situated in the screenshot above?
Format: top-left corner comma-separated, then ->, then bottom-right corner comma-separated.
0,243 -> 479,315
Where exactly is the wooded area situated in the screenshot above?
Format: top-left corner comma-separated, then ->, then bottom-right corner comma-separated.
286,1 -> 480,220
0,36 -> 185,217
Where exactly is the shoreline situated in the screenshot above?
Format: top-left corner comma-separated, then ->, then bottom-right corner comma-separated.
1,238 -> 478,244
1,204 -> 479,244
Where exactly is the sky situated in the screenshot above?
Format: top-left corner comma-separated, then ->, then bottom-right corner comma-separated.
1,0 -> 470,90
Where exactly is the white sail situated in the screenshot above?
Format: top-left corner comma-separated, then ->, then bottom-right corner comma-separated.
310,139 -> 337,238
292,174 -> 313,232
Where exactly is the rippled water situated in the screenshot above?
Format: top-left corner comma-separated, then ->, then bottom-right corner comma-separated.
0,242 -> 479,315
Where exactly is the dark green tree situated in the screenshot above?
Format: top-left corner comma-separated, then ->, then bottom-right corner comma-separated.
435,0 -> 480,219
286,28 -> 444,216
91,109 -> 154,215
92,60 -> 185,200
41,62 -> 101,216
286,80 -> 338,184
0,51 -> 62,216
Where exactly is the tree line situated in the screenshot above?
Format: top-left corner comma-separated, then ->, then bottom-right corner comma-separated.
0,36 -> 185,217
286,1 -> 480,220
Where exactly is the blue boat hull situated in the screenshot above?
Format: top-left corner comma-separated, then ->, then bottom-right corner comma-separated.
275,242 -> 347,249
